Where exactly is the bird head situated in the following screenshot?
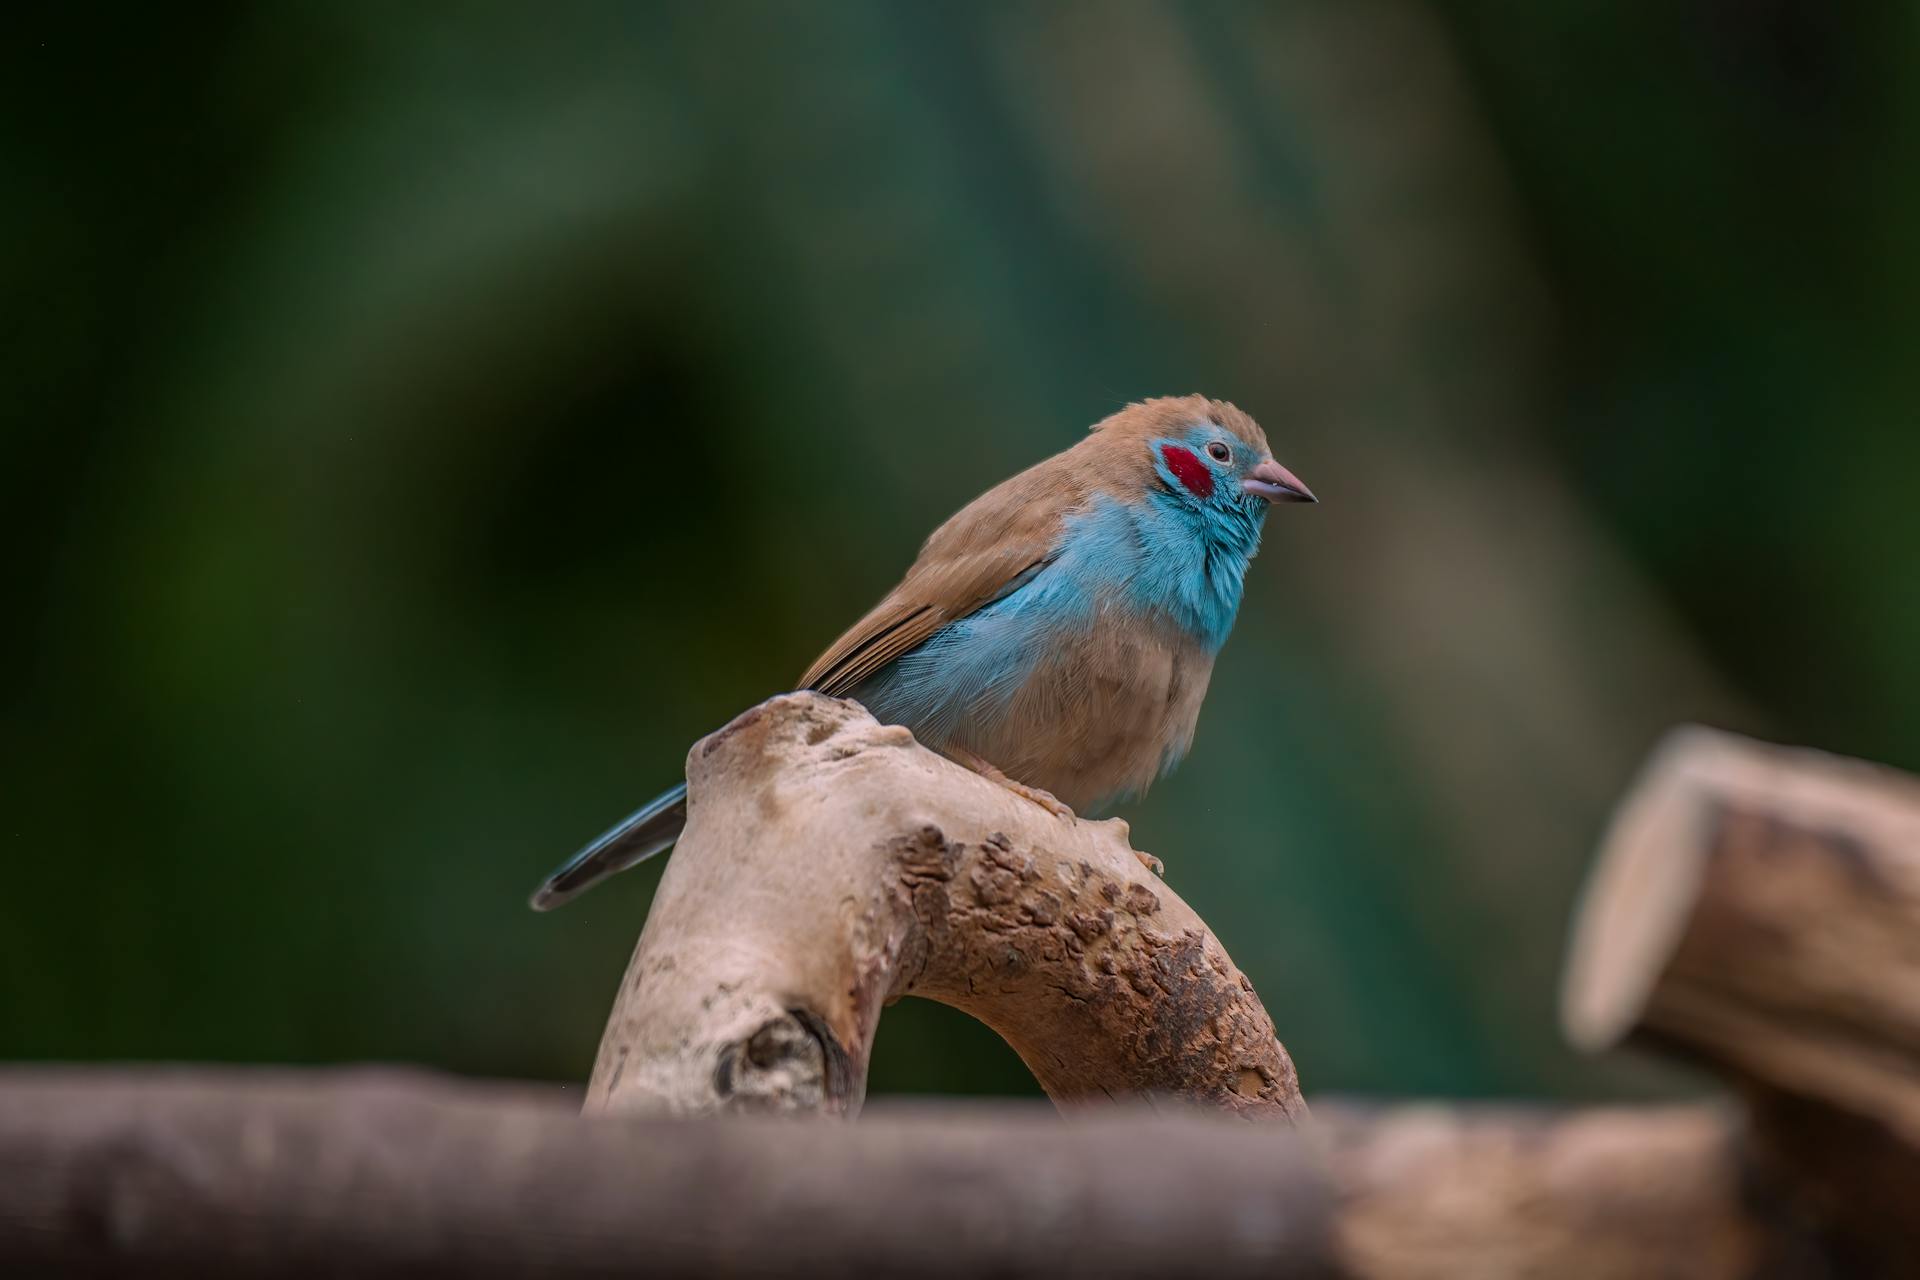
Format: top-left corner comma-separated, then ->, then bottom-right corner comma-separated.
1095,395 -> 1316,512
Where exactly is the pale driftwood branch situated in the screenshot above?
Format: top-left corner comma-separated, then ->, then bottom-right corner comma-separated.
587,692 -> 1305,1120
1561,724 -> 1920,1265
2,1068 -> 1830,1279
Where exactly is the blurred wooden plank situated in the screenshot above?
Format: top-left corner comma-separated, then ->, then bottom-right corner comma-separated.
0,1067 -> 1333,1278
0,1066 -> 1834,1279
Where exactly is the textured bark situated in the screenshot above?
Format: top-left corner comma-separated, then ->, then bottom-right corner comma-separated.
587,692 -> 1305,1120
1561,724 -> 1920,1267
0,1068 -> 1335,1278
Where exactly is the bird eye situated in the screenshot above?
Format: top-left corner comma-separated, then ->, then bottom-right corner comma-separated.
1206,441 -> 1231,464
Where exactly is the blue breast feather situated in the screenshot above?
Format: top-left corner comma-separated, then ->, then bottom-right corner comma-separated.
851,489 -> 1264,753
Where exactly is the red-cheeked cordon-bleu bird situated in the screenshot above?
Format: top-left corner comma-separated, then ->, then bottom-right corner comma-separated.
530,394 -> 1315,909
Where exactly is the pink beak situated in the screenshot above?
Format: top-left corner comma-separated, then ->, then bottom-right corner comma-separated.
1242,459 -> 1317,504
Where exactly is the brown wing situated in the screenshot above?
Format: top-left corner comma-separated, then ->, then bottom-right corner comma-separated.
800,458 -> 1089,698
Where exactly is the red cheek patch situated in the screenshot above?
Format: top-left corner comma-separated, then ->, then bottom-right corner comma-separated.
1160,444 -> 1215,498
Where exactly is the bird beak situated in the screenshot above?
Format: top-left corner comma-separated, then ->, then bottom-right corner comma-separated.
1242,459 -> 1317,504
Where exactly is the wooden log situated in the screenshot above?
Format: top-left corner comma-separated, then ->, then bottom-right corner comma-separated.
0,1068 -> 1820,1278
586,692 -> 1305,1120
1561,724 -> 1920,1265
0,1068 -> 1334,1278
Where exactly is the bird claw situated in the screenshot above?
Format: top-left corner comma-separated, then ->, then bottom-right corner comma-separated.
1135,849 -> 1165,876
1004,778 -> 1075,822
949,749 -> 1075,822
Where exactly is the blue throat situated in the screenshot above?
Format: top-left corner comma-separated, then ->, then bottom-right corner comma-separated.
851,479 -> 1266,753
1126,482 -> 1266,652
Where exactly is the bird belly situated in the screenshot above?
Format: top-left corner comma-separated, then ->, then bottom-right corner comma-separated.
950,616 -> 1214,812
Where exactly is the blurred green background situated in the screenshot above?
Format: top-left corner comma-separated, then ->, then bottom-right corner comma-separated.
5,2 -> 1916,1100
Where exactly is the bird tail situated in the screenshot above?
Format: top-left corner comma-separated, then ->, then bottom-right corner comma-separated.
528,781 -> 688,911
